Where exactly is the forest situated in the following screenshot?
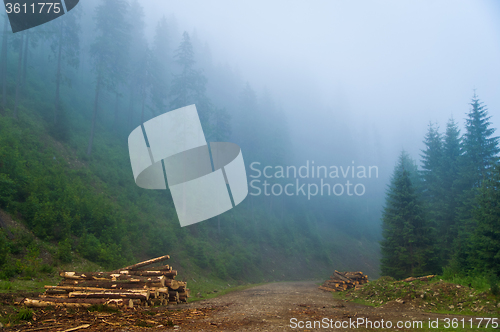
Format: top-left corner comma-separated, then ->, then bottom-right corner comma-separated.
0,0 -> 382,283
0,0 -> 498,291
381,95 -> 500,284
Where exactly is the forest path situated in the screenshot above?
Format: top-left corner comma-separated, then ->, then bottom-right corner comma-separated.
163,281 -> 479,331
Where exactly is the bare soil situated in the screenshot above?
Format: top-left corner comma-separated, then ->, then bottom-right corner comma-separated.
1,281 -> 489,331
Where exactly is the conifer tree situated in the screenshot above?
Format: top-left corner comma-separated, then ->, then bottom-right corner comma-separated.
471,165 -> 500,277
471,164 -> 500,276
150,16 -> 169,116
453,93 -> 499,272
439,117 -> 462,262
462,93 -> 499,186
1,14 -> 8,111
126,0 -> 148,128
50,9 -> 80,124
211,107 -> 231,142
381,151 -> 438,279
87,0 -> 129,156
170,31 -> 210,125
420,122 -> 443,247
421,122 -> 443,197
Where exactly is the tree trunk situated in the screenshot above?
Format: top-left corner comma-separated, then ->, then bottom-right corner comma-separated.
140,90 -> 146,124
1,17 -> 8,110
86,74 -> 101,156
21,31 -> 28,87
128,84 -> 135,129
54,26 -> 63,124
113,92 -> 119,129
13,33 -> 24,119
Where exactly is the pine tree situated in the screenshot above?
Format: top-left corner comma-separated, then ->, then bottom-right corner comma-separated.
50,9 -> 80,124
150,16 -> 169,116
170,31 -> 210,125
236,83 -> 260,159
13,32 -> 24,119
453,93 -> 499,272
1,14 -> 8,111
471,164 -> 500,277
126,0 -> 148,128
211,107 -> 231,142
420,122 -> 443,240
87,0 -> 129,156
381,151 -> 438,279
462,93 -> 499,186
439,117 -> 462,263
421,122 -> 443,198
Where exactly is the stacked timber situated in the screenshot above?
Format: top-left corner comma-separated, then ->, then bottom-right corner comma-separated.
318,270 -> 369,292
18,255 -> 190,309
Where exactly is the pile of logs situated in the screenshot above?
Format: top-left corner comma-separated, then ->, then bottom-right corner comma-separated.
319,270 -> 369,292
18,255 -> 190,309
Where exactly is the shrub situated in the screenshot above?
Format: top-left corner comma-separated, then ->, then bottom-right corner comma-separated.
489,274 -> 499,296
57,238 -> 72,263
16,308 -> 33,321
0,173 -> 15,208
0,230 -> 9,266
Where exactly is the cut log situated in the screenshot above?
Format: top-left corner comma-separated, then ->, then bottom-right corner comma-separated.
165,279 -> 183,290
21,297 -> 124,308
126,270 -> 177,278
69,291 -> 149,300
117,255 -> 170,271
333,271 -> 352,283
138,264 -> 171,272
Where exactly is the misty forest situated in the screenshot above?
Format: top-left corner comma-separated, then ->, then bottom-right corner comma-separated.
0,0 -> 499,305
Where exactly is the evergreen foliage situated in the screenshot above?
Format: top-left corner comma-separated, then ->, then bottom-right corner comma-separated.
0,2 -> 357,281
471,164 -> 500,277
381,151 -> 438,279
439,117 -> 462,263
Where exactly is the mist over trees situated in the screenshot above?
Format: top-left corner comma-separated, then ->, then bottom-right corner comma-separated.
0,0 -> 497,284
381,94 -> 500,279
0,0 -> 375,280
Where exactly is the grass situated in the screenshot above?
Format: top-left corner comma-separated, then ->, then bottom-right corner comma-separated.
0,278 -> 58,293
88,304 -> 119,313
0,306 -> 34,327
334,275 -> 500,317
186,275 -> 266,302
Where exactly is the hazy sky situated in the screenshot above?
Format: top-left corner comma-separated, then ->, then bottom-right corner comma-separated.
142,0 -> 500,178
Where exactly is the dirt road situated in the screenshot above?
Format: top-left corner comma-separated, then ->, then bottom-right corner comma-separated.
3,281 -> 488,331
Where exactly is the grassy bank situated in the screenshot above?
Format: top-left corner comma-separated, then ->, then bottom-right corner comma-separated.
334,275 -> 500,316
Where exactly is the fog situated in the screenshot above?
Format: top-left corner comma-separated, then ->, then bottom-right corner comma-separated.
2,0 -> 498,278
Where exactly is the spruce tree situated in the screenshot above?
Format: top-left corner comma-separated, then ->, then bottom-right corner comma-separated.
1,14 -> 8,110
421,122 -> 443,196
170,32 -> 210,125
462,93 -> 499,186
471,164 -> 500,276
50,9 -> 80,124
440,117 -> 462,263
381,151 -> 438,279
126,0 -> 148,128
87,0 -> 129,156
150,16 -> 170,116
211,107 -> 231,142
453,93 -> 499,272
